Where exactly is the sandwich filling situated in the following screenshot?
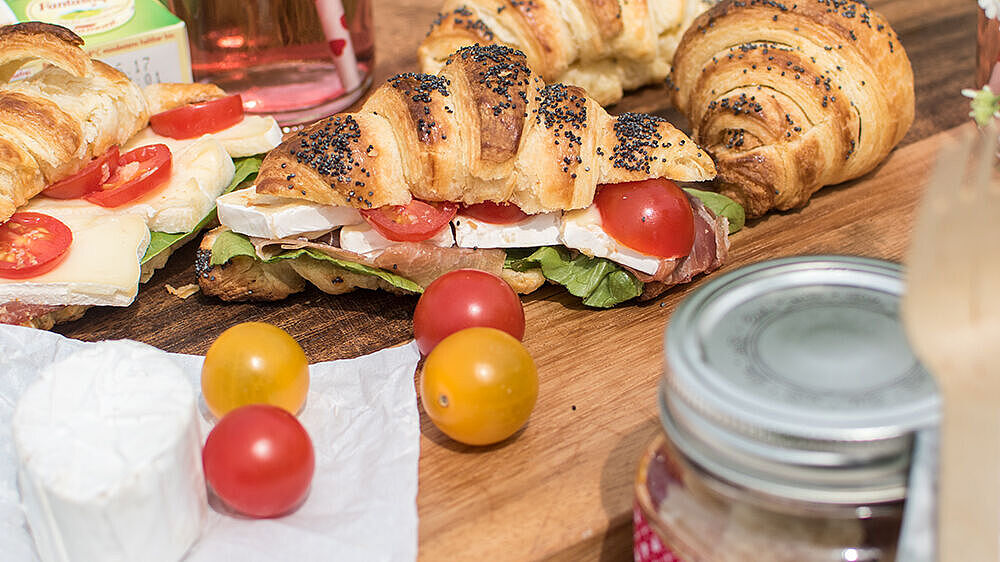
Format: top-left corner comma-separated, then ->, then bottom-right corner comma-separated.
0,102 -> 280,317
208,180 -> 741,307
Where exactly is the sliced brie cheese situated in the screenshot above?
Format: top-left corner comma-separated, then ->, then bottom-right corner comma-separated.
124,115 -> 282,159
211,115 -> 283,157
217,189 -> 363,239
13,341 -> 205,562
25,137 -> 235,234
453,212 -> 561,248
339,222 -> 455,254
560,205 -> 663,275
0,213 -> 149,306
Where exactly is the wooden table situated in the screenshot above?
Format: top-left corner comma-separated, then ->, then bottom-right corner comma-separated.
57,0 -> 979,559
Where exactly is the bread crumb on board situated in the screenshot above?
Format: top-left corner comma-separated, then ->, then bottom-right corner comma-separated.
165,284 -> 200,299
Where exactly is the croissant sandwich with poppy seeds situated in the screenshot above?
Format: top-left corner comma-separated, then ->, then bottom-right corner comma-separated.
198,45 -> 743,308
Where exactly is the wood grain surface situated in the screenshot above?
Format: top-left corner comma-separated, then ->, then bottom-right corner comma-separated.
54,0 -> 979,559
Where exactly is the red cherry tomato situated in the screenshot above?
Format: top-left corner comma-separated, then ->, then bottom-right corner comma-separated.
413,269 -> 525,355
202,404 -> 315,518
42,147 -> 119,199
0,212 -> 73,279
84,144 -> 172,208
149,94 -> 245,139
360,199 -> 457,242
594,178 -> 694,259
460,201 -> 530,224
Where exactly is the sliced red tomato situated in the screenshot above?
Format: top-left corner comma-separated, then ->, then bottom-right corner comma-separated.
0,212 -> 73,279
594,178 -> 694,259
360,200 -> 458,242
84,144 -> 172,208
42,147 -> 119,200
149,94 -> 245,139
460,201 -> 530,224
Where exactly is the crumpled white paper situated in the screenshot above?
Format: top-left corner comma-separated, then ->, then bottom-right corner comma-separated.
0,325 -> 421,562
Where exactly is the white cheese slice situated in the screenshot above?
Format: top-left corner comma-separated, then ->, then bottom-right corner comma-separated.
25,137 -> 235,234
453,212 -> 561,248
559,205 -> 663,275
217,189 -> 363,239
339,221 -> 455,254
123,115 -> 282,159
13,340 -> 205,562
211,115 -> 283,158
0,213 -> 149,306
133,137 -> 235,233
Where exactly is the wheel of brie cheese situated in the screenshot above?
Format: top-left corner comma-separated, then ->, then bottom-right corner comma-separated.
12,341 -> 206,562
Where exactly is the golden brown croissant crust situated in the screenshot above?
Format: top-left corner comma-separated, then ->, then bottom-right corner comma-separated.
670,0 -> 914,218
257,44 -> 715,214
0,22 -> 149,222
419,0 -> 717,106
142,82 -> 227,115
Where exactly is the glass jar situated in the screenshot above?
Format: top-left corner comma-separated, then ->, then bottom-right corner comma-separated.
634,256 -> 939,562
167,0 -> 375,128
636,435 -> 903,561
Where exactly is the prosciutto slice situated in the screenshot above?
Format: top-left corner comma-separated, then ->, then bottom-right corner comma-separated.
253,237 -> 380,266
631,193 -> 730,299
373,243 -> 505,287
0,302 -> 62,326
251,237 -> 504,288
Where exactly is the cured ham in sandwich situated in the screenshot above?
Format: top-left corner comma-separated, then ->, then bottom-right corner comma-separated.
197,45 -> 742,307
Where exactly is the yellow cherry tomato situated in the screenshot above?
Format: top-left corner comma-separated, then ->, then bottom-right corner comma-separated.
202,322 -> 309,418
420,327 -> 538,446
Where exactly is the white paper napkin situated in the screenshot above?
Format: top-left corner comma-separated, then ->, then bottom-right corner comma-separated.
0,325 -> 421,562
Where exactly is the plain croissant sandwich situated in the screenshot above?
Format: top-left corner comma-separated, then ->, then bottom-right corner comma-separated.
0,21 -> 149,223
419,0 -> 718,106
669,0 -> 915,218
0,22 -> 282,329
198,44 -> 743,308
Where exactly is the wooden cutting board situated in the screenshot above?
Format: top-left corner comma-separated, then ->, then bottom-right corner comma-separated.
54,0 -> 978,558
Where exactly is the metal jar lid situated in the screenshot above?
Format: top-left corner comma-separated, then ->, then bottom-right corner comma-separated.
661,256 -> 940,506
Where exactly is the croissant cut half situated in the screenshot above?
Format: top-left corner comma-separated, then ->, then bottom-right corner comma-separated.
257,44 -> 716,214
670,0 -> 914,217
0,22 -> 149,222
419,0 -> 718,106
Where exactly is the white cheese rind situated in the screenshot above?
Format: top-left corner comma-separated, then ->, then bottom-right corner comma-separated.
123,116 -> 282,159
13,341 -> 206,562
0,213 -> 150,306
559,205 -> 663,275
453,213 -> 561,248
217,189 -> 363,239
339,222 -> 455,254
24,138 -> 236,234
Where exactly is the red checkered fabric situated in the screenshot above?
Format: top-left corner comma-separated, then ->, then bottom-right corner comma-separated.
633,503 -> 683,562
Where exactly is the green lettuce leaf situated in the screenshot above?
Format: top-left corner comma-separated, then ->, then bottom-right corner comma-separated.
683,188 -> 745,234
209,230 -> 423,294
505,246 -> 642,308
140,156 -> 263,265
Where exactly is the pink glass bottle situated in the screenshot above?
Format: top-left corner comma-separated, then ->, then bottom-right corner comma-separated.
167,0 -> 374,128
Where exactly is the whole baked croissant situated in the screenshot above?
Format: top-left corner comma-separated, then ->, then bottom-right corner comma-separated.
419,0 -> 717,106
0,22 -> 149,222
257,44 -> 716,213
669,0 -> 914,218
